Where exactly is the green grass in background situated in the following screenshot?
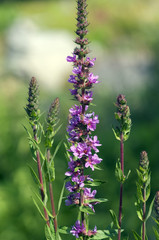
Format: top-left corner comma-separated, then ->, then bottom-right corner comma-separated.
0,0 -> 159,239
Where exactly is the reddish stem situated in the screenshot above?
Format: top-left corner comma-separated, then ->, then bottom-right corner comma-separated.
33,126 -> 50,227
47,149 -> 58,233
142,186 -> 146,240
118,133 -> 124,240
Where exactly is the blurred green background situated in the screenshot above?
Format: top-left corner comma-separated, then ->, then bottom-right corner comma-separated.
0,0 -> 159,239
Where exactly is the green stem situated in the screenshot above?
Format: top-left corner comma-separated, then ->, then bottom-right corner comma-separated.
33,125 -> 50,227
118,133 -> 124,240
142,186 -> 146,240
47,149 -> 58,233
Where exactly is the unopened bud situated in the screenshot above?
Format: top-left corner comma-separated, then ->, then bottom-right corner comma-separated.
154,191 -> 159,221
140,151 -> 149,169
25,77 -> 40,125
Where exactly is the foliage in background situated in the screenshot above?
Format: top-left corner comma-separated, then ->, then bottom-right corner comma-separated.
0,0 -> 159,240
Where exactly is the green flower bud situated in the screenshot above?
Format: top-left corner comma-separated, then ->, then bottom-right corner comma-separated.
45,97 -> 60,148
140,151 -> 149,170
113,94 -> 131,141
25,77 -> 40,126
154,191 -> 159,221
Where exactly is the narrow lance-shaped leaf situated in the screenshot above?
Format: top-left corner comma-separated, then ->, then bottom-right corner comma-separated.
33,190 -> 54,219
109,210 -> 120,229
145,196 -> 155,221
57,181 -> 66,214
27,164 -> 41,187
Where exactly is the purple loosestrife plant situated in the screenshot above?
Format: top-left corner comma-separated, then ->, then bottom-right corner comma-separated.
25,78 -> 64,240
133,151 -> 155,240
65,0 -> 107,239
112,94 -> 131,240
25,77 -> 50,227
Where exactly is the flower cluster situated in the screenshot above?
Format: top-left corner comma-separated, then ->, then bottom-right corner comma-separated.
70,220 -> 97,238
65,0 -> 102,238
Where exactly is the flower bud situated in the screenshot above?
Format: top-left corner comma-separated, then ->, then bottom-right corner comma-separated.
139,151 -> 149,170
45,98 -> 60,148
25,77 -> 40,125
154,191 -> 159,221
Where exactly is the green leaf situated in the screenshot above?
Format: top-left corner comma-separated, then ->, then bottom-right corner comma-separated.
57,181 -> 65,214
88,198 -> 108,203
44,159 -> 55,183
115,159 -> 125,183
28,136 -> 45,161
32,197 -> 46,221
51,141 -> 62,163
58,226 -> 70,235
79,206 -> 95,215
152,217 -> 159,226
136,182 -> 144,202
109,209 -> 120,229
136,210 -> 143,221
33,191 -> 54,219
132,230 -> 142,240
145,196 -> 155,221
93,165 -> 103,171
91,230 -> 108,239
126,170 -> 131,180
27,164 -> 41,187
45,221 -> 56,240
86,179 -> 106,187
112,127 -> 121,141
153,227 -> 159,239
104,223 -> 119,238
146,184 -> 150,201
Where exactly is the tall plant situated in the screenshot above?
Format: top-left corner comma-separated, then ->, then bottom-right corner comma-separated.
25,77 -> 63,240
65,0 -> 107,239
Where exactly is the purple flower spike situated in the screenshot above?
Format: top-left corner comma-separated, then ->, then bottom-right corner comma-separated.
66,0 -> 102,235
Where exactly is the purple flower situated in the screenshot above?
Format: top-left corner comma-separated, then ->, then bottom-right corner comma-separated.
85,57 -> 96,67
83,91 -> 93,102
88,73 -> 99,84
70,220 -> 86,238
70,142 -> 91,158
68,75 -> 77,84
84,113 -> 99,131
66,54 -> 76,62
84,188 -> 97,198
65,192 -> 80,206
69,89 -> 78,95
69,105 -> 82,116
72,65 -> 82,74
85,154 -> 102,171
88,136 -> 101,152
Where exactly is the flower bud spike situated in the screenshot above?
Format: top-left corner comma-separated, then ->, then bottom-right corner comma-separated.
45,97 -> 60,148
25,77 -> 40,126
154,191 -> 159,222
140,151 -> 149,170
